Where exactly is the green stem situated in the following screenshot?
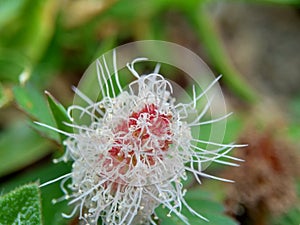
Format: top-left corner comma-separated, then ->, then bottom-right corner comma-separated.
187,4 -> 259,103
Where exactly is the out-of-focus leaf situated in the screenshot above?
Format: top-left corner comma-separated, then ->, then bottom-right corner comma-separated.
187,5 -> 257,103
222,115 -> 244,143
245,0 -> 300,5
21,0 -> 59,64
288,96 -> 300,140
289,97 -> 300,121
0,183 -> 42,225
0,121 -> 52,177
92,37 -> 117,60
0,160 -> 72,225
0,0 -> 59,64
0,0 -> 28,28
156,188 -> 238,225
13,84 -> 59,141
288,123 -> 300,142
272,206 -> 300,225
0,83 -> 12,107
46,91 -> 72,143
0,49 -> 32,84
101,0 -> 158,21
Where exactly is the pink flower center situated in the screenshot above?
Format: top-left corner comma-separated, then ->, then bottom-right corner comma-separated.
109,104 -> 173,166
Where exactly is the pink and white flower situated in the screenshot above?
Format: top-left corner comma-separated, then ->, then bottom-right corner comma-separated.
39,51 -> 242,225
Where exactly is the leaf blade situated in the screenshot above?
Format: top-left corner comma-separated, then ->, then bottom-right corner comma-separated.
13,84 -> 59,141
0,183 -> 42,225
0,121 -> 52,177
46,91 -> 72,143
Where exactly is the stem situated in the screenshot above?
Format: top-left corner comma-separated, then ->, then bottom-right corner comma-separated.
186,4 -> 259,104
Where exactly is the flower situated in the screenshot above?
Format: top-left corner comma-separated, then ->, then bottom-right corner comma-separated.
38,52 -> 242,225
224,127 -> 299,224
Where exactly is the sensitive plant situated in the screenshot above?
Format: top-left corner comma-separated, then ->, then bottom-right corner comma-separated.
37,51 -> 243,225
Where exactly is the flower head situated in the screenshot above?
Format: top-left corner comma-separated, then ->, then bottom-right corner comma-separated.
225,127 -> 299,223
39,51 -> 242,225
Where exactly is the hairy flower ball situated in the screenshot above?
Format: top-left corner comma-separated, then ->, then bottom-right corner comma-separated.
39,54 -> 242,225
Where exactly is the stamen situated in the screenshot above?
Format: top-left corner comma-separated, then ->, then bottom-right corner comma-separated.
38,175 -> 68,189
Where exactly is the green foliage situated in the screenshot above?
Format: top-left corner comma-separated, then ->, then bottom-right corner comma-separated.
288,96 -> 300,141
46,91 -> 72,143
272,206 -> 300,225
156,189 -> 237,225
0,83 -> 11,107
0,49 -> 31,84
0,183 -> 42,225
0,121 -> 52,177
0,160 -> 72,225
0,0 -> 58,64
187,5 -> 258,103
13,84 -> 59,141
0,0 -> 28,28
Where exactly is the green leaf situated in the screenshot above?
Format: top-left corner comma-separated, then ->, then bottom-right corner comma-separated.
0,0 -> 28,29
0,49 -> 32,84
287,96 -> 300,141
272,206 -> 300,225
0,121 -> 52,177
13,84 -> 59,141
46,91 -> 73,143
0,183 -> 42,225
0,83 -> 12,107
0,160 -> 72,225
38,163 -> 72,225
156,188 -> 238,225
0,0 -> 59,64
13,84 -> 52,122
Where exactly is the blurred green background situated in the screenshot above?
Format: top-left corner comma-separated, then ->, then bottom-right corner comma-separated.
0,0 -> 299,225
